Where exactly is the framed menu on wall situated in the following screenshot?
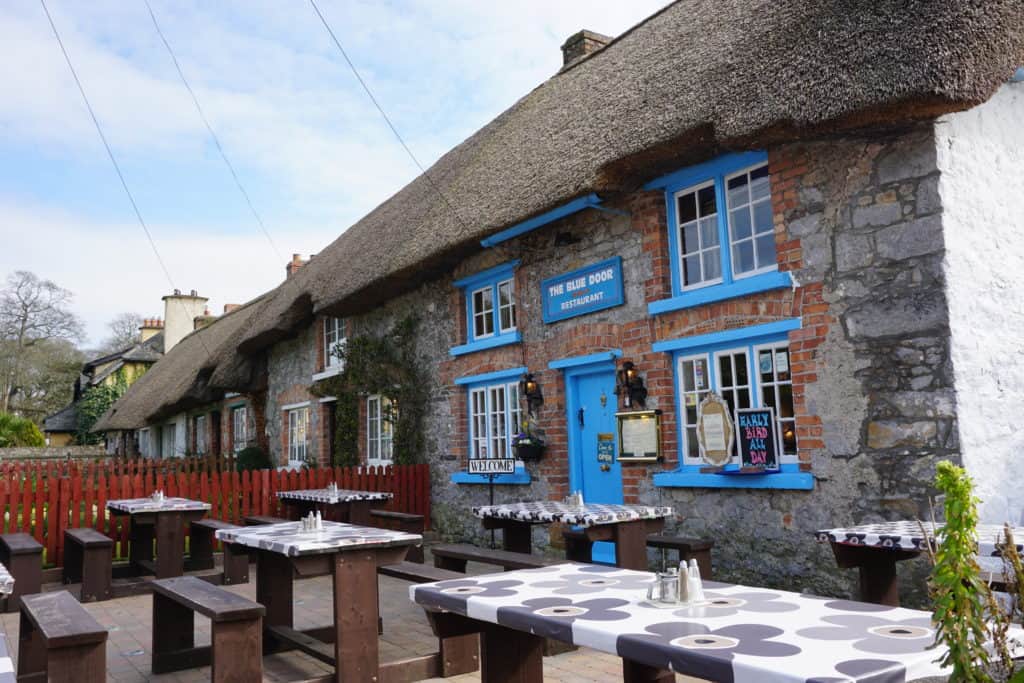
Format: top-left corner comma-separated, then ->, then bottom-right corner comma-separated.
616,410 -> 661,462
697,393 -> 734,467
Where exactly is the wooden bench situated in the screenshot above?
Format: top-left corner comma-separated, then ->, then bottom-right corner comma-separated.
647,534 -> 714,579
151,575 -> 265,681
370,510 -> 425,563
17,590 -> 107,682
432,544 -> 554,573
63,528 -> 113,602
243,514 -> 290,526
189,519 -> 249,584
379,560 -> 463,584
0,533 -> 42,611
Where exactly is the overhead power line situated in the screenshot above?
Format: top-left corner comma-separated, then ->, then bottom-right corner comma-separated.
307,0 -> 470,232
39,0 -> 215,361
143,0 -> 284,264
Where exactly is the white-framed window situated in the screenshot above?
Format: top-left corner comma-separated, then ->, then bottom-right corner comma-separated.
138,428 -> 150,458
471,286 -> 495,339
467,381 -> 521,459
194,415 -> 207,455
231,406 -> 248,453
287,406 -> 310,463
675,181 -> 723,289
453,261 -> 519,349
754,342 -> 797,456
366,395 -> 394,466
661,152 -> 777,296
675,340 -> 796,465
324,317 -> 346,370
726,164 -> 775,277
162,424 -> 176,458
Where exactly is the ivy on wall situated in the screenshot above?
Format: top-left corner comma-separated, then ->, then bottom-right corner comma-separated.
311,316 -> 427,466
76,367 -> 129,445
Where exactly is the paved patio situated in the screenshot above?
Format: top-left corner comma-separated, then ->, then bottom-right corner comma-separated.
0,554 -> 698,682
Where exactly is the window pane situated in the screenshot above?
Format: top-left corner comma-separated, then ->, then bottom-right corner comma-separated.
750,165 -> 770,201
678,193 -> 696,223
778,384 -> 794,418
738,389 -> 751,409
683,223 -> 699,253
733,241 -> 755,274
702,248 -> 721,280
683,255 -> 701,285
697,186 -> 717,216
775,349 -> 791,381
752,201 -> 773,234
730,207 -> 751,241
756,233 -> 777,269
699,216 -> 719,247
727,174 -> 748,206
718,355 -> 733,386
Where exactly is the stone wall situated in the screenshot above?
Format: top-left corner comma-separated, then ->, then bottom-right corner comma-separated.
0,445 -> 106,460
265,324 -> 319,465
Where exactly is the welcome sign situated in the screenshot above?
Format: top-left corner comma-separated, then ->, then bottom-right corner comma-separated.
541,257 -> 625,323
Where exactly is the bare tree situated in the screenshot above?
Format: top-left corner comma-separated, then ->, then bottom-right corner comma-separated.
100,312 -> 143,354
0,271 -> 84,414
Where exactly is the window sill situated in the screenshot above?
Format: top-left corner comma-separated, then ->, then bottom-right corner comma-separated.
449,331 -> 522,357
451,464 -> 531,485
653,463 -> 814,490
648,271 -> 793,316
312,366 -> 343,382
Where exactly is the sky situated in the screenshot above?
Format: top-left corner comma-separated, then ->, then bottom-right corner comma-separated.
0,0 -> 670,348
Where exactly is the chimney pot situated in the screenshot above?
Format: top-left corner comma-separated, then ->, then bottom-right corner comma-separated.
173,288 -> 181,295
286,253 -> 309,278
560,29 -> 611,68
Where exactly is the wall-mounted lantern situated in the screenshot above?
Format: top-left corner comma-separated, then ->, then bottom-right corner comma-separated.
520,373 -> 544,417
616,361 -> 648,409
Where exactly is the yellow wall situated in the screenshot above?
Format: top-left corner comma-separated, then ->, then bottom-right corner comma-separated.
95,362 -> 149,388
46,432 -> 74,447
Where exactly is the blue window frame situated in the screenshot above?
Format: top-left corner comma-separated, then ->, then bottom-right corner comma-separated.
450,367 -> 531,484
450,261 -> 522,356
652,319 -> 813,490
645,151 -> 793,315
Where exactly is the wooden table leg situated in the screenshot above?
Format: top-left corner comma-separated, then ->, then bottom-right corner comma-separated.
481,624 -> 543,683
830,543 -> 920,606
128,519 -> 154,572
333,549 -> 379,682
348,500 -> 373,526
155,511 -> 186,579
257,550 -> 294,634
502,521 -> 533,554
612,520 -> 650,570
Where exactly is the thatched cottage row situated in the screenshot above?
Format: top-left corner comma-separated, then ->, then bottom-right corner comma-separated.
95,1 -> 1024,597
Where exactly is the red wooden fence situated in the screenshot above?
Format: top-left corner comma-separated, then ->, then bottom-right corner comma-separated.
0,460 -> 430,566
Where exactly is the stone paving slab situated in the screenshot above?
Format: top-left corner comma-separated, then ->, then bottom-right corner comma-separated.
0,552 -> 697,682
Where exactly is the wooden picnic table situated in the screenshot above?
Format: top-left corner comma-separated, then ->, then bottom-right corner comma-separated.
215,520 -> 422,682
473,501 -> 673,570
411,562 -> 1022,682
276,487 -> 392,525
106,497 -> 211,579
815,521 -> 1024,606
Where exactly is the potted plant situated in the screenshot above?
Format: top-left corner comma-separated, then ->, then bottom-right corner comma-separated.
512,423 -> 546,462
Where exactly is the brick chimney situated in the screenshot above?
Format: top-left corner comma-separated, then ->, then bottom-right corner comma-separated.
138,317 -> 164,343
223,304 -> 241,314
193,306 -> 217,331
286,253 -> 309,278
560,30 -> 611,69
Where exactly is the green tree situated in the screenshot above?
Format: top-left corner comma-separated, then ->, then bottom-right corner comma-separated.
0,412 -> 45,447
75,369 -> 128,445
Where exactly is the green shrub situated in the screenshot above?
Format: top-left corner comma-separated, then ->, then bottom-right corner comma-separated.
0,412 -> 45,447
234,446 -> 271,472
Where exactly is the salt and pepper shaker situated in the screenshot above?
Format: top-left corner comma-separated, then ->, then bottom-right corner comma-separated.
315,511 -> 322,530
677,561 -> 690,603
687,559 -> 705,602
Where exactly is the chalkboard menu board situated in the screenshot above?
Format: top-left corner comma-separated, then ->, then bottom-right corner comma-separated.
735,407 -> 780,471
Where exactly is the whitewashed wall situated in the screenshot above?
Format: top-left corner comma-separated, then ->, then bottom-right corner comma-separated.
937,80 -> 1024,523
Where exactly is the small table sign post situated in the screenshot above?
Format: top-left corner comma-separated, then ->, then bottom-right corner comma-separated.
468,457 -> 516,548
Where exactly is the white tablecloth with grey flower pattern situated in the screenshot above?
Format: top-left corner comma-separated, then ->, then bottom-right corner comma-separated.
107,497 -> 211,514
216,520 -> 420,557
815,521 -> 1024,558
277,488 -> 392,504
473,501 -> 673,527
411,563 -> 1022,682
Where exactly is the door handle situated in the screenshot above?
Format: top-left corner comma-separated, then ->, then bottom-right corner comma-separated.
577,408 -> 585,428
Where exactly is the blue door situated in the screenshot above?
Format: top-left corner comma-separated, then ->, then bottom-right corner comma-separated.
566,366 -> 622,563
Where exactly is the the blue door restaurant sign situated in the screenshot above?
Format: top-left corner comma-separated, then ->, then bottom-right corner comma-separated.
541,257 -> 624,323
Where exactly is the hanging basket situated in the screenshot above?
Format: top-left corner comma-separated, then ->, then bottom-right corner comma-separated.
514,443 -> 546,462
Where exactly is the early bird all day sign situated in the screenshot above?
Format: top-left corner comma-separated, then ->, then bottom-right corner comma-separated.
736,407 -> 780,470
541,257 -> 624,323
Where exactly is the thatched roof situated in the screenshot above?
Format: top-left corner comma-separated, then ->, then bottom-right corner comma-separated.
223,0 -> 1022,367
93,296 -> 265,431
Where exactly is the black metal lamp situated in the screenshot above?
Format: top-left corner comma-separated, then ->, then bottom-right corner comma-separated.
616,361 -> 648,409
520,373 -> 544,416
